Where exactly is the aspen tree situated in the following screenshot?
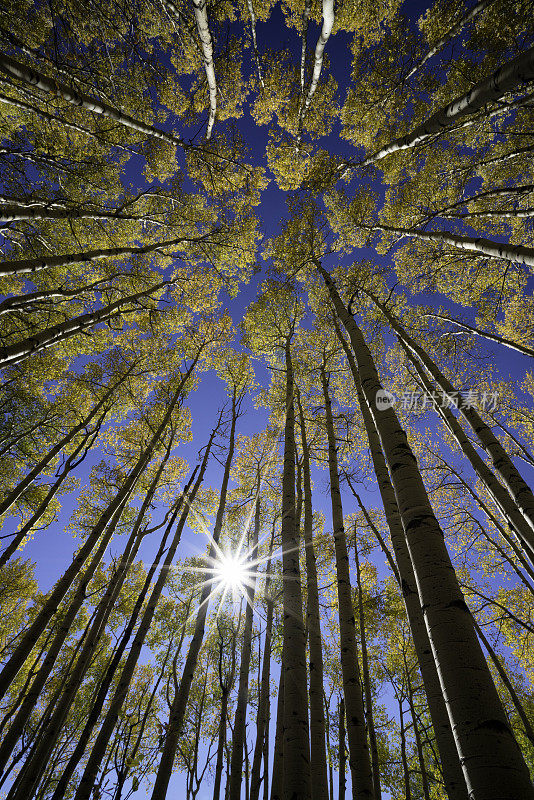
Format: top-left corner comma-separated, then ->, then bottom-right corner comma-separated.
317,264 -> 534,800
320,363 -> 374,800
296,388 -> 330,800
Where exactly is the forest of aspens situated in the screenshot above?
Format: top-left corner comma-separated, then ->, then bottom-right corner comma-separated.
2,1 -> 534,799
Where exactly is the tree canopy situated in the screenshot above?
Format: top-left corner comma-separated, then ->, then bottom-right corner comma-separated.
1,1 -> 534,799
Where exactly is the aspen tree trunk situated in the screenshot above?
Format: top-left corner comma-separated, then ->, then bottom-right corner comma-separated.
297,0 -> 334,137
50,474 -> 197,800
0,203 -> 158,223
324,691 -> 334,800
353,544 -> 381,800
0,234 -> 207,277
0,494 -> 130,779
0,418 -> 103,569
270,659 -> 285,800
405,352 -> 534,563
339,698 -> 346,800
398,697 -> 412,800
362,220 -> 534,268
250,543 -> 275,800
299,0 -> 311,97
0,90 -> 123,148
321,367 -> 374,800
0,52 -> 184,147
0,369 -> 190,700
296,389 -> 330,800
373,298 -> 534,539
0,278 -> 174,369
7,436 -> 176,800
0,370 -> 130,519
263,705 -> 270,800
423,313 -> 534,359
472,617 -> 534,745
403,0 -> 492,83
343,45 -> 534,170
214,689 -> 230,800
340,319 -> 467,800
406,670 -> 431,800
280,339 -> 312,800
319,264 -> 534,800
149,397 -> 239,800
245,0 -> 264,89
190,0 -> 217,139
71,436 -> 212,800
228,497 -> 261,800
436,455 -> 534,584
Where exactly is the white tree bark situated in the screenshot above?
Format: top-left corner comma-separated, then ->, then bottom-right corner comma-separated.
0,278 -> 172,368
0,232 -> 211,277
191,0 -> 217,139
321,366 -> 375,800
340,44 -> 534,173
0,52 -> 183,147
297,0 -> 334,140
404,0 -> 493,84
371,296 -> 534,541
423,312 -> 534,359
280,340 -> 312,800
334,318 -> 469,800
405,349 -> 534,563
361,220 -> 534,268
318,264 -> 534,800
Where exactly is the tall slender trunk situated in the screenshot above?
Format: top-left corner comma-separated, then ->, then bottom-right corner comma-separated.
270,661 -> 284,800
398,697 -> 412,800
403,0 -> 493,83
280,339 -> 312,800
0,52 -> 183,148
213,688 -> 230,800
149,396 -> 239,800
245,0 -> 264,90
373,298 -> 534,542
321,366 -> 374,800
320,264 -> 534,800
0,368 -> 190,701
343,44 -> 534,170
297,0 -> 334,139
354,544 -> 381,800
472,617 -> 534,745
406,668 -> 431,800
250,547 -> 275,800
190,0 -> 217,139
405,352 -> 534,563
0,370 -> 129,519
335,317 -> 467,800
0,233 -> 209,277
50,473 -> 198,800
324,692 -> 334,800
0,418 -> 103,569
338,698 -> 346,800
0,89 -> 117,145
296,389 -> 329,800
262,696 -> 270,800
6,434 -> 176,800
0,493 -> 130,779
228,497 -> 261,800
423,312 -> 534,359
0,278 -> 173,369
71,426 -> 214,800
0,203 -> 159,223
